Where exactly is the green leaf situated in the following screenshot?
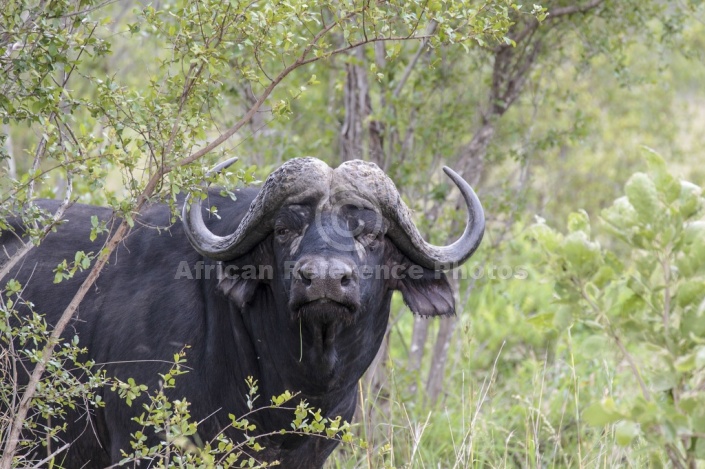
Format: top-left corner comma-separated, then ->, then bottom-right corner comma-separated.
583,398 -> 622,426
563,231 -> 602,277
681,307 -> 705,337
676,279 -> 705,308
695,347 -> 705,370
691,409 -> 705,434
643,147 -> 680,203
553,306 -> 574,330
684,221 -> 705,244
695,438 -> 705,460
648,370 -> 677,393
602,196 -> 639,233
592,265 -> 616,288
526,312 -> 554,329
628,397 -> 659,425
579,335 -> 612,358
674,353 -> 696,373
615,420 -> 639,446
642,146 -> 667,172
567,210 -> 590,234
679,181 -> 703,219
625,172 -> 661,224
5,279 -> 22,294
686,238 -> 705,274
528,220 -> 563,252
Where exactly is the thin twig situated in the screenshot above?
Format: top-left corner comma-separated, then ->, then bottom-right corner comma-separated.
579,283 -> 651,400
393,20 -> 437,98
29,442 -> 71,468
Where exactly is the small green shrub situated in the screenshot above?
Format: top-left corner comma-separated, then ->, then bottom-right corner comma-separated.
0,281 -> 108,468
531,149 -> 705,467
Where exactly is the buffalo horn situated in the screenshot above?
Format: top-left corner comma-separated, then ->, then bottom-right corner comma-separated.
336,160 -> 484,270
182,158 -> 330,260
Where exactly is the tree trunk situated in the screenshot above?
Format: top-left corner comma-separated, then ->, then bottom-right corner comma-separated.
369,42 -> 386,167
420,125 -> 491,405
422,33 -> 544,407
457,122 -> 493,184
425,315 -> 458,405
407,314 -> 430,394
340,48 -> 371,162
356,327 -> 390,430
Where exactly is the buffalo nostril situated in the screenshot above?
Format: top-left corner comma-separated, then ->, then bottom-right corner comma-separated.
297,263 -> 315,287
334,263 -> 354,287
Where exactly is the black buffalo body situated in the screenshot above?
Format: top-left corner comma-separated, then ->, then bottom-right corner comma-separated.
1,158 -> 484,468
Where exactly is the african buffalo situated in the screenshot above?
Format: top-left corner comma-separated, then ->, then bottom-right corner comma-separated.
0,157 -> 484,468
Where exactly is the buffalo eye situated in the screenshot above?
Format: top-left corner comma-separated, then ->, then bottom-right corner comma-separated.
347,218 -> 364,234
358,231 -> 381,249
275,227 -> 291,241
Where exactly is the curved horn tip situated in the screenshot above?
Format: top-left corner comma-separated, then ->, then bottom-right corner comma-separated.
206,157 -> 239,177
442,166 -> 462,181
442,166 -> 483,211
443,164 -> 486,259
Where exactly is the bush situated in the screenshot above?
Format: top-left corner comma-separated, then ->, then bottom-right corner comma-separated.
532,150 -> 705,467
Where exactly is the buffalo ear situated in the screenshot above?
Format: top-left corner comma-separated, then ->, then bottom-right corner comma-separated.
218,275 -> 259,309
398,268 -> 455,317
217,244 -> 271,309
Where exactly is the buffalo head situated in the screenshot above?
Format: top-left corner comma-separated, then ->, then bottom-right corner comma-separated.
181,158 -> 484,381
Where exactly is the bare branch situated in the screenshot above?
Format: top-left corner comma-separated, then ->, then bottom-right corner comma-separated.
549,0 -> 605,19
30,442 -> 71,468
509,0 -> 605,47
26,136 -> 47,205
